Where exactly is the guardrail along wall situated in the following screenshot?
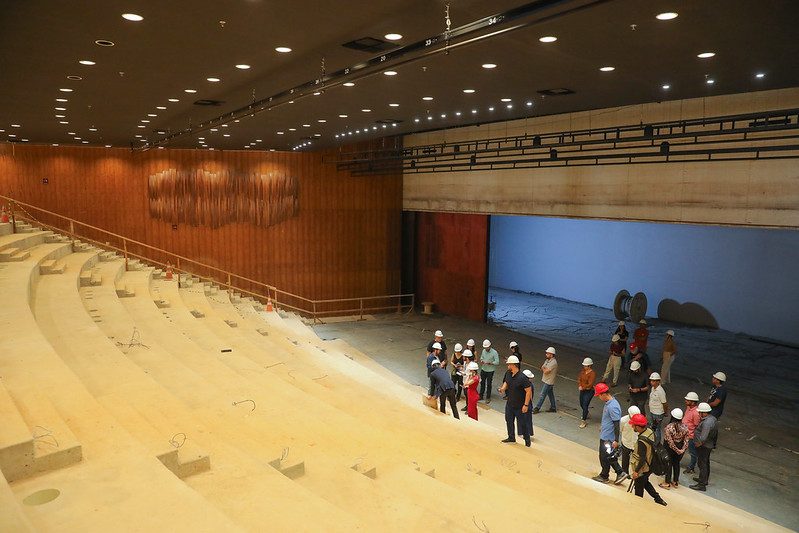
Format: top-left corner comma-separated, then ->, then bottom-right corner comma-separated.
402,88 -> 799,229
0,140 -> 402,306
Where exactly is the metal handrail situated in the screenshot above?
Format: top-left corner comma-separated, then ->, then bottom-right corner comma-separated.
0,195 -> 414,323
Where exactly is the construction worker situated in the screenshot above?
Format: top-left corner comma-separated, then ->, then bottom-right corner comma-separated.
707,371 -> 728,419
627,360 -> 649,415
682,392 -> 701,474
629,413 -> 668,506
533,347 -> 558,414
478,339 -> 499,404
620,405 -> 641,474
591,383 -> 628,485
450,343 -> 465,402
427,330 -> 447,367
426,342 -> 442,396
648,372 -> 668,443
602,334 -> 625,386
633,319 -> 649,352
427,359 -> 459,419
499,355 -> 532,446
660,330 -> 677,384
578,357 -> 596,429
690,402 -> 718,491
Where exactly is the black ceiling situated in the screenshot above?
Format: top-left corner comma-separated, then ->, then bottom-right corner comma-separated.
2,0 -> 798,152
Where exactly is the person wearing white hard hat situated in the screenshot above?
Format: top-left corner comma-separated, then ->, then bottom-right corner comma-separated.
521,369 -> 535,440
500,355 -> 532,446
633,319 -> 649,352
578,357 -> 597,429
661,408 -> 689,489
427,330 -> 448,366
627,360 -> 650,415
690,402 -> 718,491
619,405 -> 641,474
602,334 -> 626,387
427,359 -> 460,419
682,392 -> 701,474
533,347 -> 558,414
426,343 -> 443,396
707,371 -> 727,419
460,349 -> 475,412
501,341 -> 523,401
478,339 -> 499,404
450,343 -> 465,403
648,372 -> 668,443
463,361 -> 481,420
660,330 -> 677,384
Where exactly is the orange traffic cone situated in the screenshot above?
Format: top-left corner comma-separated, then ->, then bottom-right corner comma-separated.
266,295 -> 274,312
0,206 -> 9,224
165,262 -> 173,280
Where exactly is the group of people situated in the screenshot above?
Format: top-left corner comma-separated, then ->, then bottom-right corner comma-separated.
423,322 -> 729,507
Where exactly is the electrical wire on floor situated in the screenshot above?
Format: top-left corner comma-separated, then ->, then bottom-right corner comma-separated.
115,326 -> 150,351
232,399 -> 256,411
169,433 -> 186,449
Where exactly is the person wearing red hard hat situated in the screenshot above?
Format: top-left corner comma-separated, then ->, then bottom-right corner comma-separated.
591,382 -> 628,485
629,413 -> 668,506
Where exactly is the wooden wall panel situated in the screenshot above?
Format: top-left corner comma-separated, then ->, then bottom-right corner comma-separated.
0,140 -> 402,311
414,212 -> 488,322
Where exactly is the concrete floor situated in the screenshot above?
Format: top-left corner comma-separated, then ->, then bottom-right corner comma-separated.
314,287 -> 799,531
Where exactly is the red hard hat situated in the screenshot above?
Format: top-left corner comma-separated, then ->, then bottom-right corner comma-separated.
629,413 -> 648,426
629,343 -> 637,350
594,383 -> 610,396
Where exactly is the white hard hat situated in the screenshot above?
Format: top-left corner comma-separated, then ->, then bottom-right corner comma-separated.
482,339 -> 491,348
630,361 -> 641,371
435,330 -> 443,337
507,355 -> 520,364
612,334 -> 620,342
466,339 -> 475,347
545,347 -> 556,354
454,343 -> 463,352
639,319 -> 647,325
463,349 -> 473,358
618,320 -> 625,326
697,402 -> 712,413
649,372 -> 661,381
671,408 -> 684,420
666,330 -> 674,336
582,357 -> 593,366
467,362 -> 479,371
522,369 -> 534,379
509,341 -> 518,348
431,342 -> 442,350
431,358 -> 441,367
713,371 -> 727,382
685,391 -> 700,402
628,405 -> 641,416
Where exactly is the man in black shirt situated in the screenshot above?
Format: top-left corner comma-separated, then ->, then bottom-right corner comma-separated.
427,329 -> 447,367
627,360 -> 649,415
499,356 -> 532,446
428,359 -> 460,419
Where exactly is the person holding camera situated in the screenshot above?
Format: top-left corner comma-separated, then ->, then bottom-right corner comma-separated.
591,383 -> 628,485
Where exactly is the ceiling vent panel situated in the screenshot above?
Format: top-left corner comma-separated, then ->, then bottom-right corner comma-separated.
342,37 -> 399,53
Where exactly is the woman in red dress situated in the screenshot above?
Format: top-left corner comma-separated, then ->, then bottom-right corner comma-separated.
464,359 -> 481,420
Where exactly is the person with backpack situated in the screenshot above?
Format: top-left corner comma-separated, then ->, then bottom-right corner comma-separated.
660,408 -> 690,489
629,413 -> 668,506
591,383 -> 628,485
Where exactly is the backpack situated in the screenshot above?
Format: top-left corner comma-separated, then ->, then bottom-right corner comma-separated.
640,435 -> 670,476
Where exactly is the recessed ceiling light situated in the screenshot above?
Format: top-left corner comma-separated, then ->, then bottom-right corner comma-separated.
141,120 -> 150,123
414,118 -> 420,123
755,73 -> 765,79
656,12 -> 678,20
289,128 -> 296,131
455,111 -> 461,116
389,103 -> 399,107
221,124 -> 228,127
95,39 -> 115,47
207,77 -> 221,82
539,36 -> 557,43
501,98 -> 512,102
427,116 -> 433,120
55,107 -> 66,111
135,134 -> 143,138
59,121 -> 69,124
600,66 -> 615,72
302,124 -> 310,128
662,84 -> 671,89
706,78 -> 715,84
148,113 -> 157,117
74,137 -> 81,140
168,98 -> 179,102
463,89 -> 476,94
59,88 -> 73,92
275,46 -> 292,53
526,101 -> 533,106
105,145 -> 111,148
81,140 -> 88,144
55,114 -> 65,118
697,52 -> 715,59
236,64 -> 251,69
52,143 -> 59,146
506,104 -> 513,109
482,63 -> 497,69
343,82 -> 355,87
56,98 -> 68,102
156,106 -> 167,110
422,96 -> 433,101
362,109 -> 371,112
137,125 -> 145,128
223,134 -> 231,137
184,89 -> 197,93
10,124 -> 20,127
339,114 -> 348,118
440,114 -> 446,118
384,70 -> 397,76
7,134 -> 15,137
79,60 -> 96,66
489,107 -> 495,111
472,109 -> 478,114
210,128 -> 218,131
122,13 -> 144,21
318,119 -> 327,123
67,132 -> 76,135
67,75 -> 82,81
313,91 -> 321,96
384,33 -> 402,41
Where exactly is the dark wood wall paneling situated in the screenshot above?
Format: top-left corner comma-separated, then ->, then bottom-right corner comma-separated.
0,141 -> 401,311
414,211 -> 488,322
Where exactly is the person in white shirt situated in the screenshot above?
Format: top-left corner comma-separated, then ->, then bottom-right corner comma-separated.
648,372 -> 668,443
620,405 -> 641,473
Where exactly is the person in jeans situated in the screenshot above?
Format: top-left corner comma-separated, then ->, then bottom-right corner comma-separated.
533,347 -> 558,413
578,358 -> 596,429
591,383 -> 628,485
499,356 -> 532,446
661,408 -> 689,488
682,392 -> 701,474
478,339 -> 499,404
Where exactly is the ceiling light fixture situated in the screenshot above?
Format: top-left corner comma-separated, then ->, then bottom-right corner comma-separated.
656,12 -> 678,20
706,78 -> 715,84
362,109 -> 371,112
55,114 -> 65,118
526,101 -> 533,106
755,73 -> 765,78
539,36 -> 557,43
422,96 -> 433,101
384,33 -> 402,41
600,66 -> 615,72
482,63 -> 497,69
122,13 -> 144,21
455,111 -> 461,116
501,98 -> 511,102
56,98 -> 68,102
59,88 -> 73,92
662,84 -> 671,89
168,98 -> 179,102
697,52 -> 716,59
59,121 -> 69,124
389,103 -> 399,107
343,82 -> 355,87
339,114 -> 348,118
384,70 -> 397,76
207,77 -> 221,82
95,39 -> 115,47
184,89 -> 197,93
235,64 -> 251,69
318,119 -> 327,123
79,60 -> 96,66
147,113 -> 157,117
275,46 -> 292,53
55,107 -> 66,111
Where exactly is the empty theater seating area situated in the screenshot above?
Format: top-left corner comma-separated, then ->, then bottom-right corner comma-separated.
0,221 -> 788,532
